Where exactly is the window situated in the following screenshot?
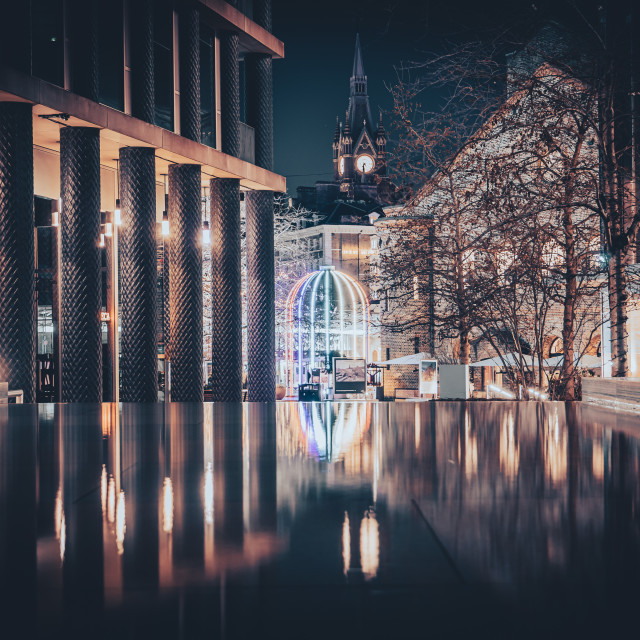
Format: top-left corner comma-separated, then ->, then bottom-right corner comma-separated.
98,0 -> 124,110
154,0 -> 174,130
200,23 -> 215,147
31,0 -> 64,86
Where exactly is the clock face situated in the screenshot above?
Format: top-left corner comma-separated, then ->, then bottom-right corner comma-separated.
339,156 -> 345,175
356,154 -> 374,173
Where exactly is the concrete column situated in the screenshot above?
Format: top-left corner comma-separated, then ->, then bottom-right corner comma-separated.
60,127 -> 102,403
220,31 -> 240,157
245,54 -> 273,170
119,147 -> 158,402
210,178 -> 242,401
68,0 -> 100,102
168,164 -> 203,402
130,0 -> 155,123
0,102 -> 36,402
245,190 -> 275,401
179,3 -> 201,142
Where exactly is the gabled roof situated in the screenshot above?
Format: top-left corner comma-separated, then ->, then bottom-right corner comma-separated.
353,127 -> 376,156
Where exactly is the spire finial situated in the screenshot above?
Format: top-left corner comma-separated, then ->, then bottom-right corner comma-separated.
352,33 -> 365,78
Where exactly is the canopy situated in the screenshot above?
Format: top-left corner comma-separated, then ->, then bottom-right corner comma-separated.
375,352 -> 430,366
470,352 -> 537,368
542,354 -> 601,369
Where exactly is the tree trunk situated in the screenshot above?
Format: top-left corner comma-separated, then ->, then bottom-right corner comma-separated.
561,199 -> 577,399
608,251 -> 628,377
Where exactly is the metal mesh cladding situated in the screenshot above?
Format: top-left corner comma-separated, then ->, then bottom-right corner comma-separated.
60,127 -> 102,402
120,147 -> 158,402
245,54 -> 274,171
179,4 -> 201,142
252,0 -> 272,32
220,32 -> 240,157
168,164 -> 203,402
245,190 -> 276,401
130,0 -> 155,124
103,237 -> 114,401
0,103 -> 36,402
210,178 -> 242,401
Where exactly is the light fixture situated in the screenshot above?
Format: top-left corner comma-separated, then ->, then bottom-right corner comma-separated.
51,198 -> 60,227
105,211 -> 113,238
162,210 -> 170,237
114,199 -> 122,226
99,233 -> 105,248
202,219 -> 210,245
52,211 -> 59,227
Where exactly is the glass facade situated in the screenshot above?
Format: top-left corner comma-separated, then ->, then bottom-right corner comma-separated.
98,0 -> 124,111
154,0 -> 174,131
31,0 -> 64,87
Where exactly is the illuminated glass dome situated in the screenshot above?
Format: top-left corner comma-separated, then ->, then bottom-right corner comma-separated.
285,266 -> 369,394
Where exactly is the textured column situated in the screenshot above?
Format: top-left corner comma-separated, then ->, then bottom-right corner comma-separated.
179,3 -> 201,142
103,237 -> 114,402
168,164 -> 203,402
162,236 -> 170,358
130,0 -> 155,123
220,31 -> 240,157
253,0 -> 272,32
68,0 -> 99,102
60,127 -> 102,402
120,147 -> 158,402
210,178 -> 242,401
245,54 -> 273,170
0,102 -> 36,402
245,190 -> 275,401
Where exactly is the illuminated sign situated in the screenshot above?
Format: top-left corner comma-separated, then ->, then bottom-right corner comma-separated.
101,311 -> 111,322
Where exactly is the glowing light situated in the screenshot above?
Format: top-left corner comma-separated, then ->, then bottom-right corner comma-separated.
499,412 -> 519,478
162,211 -> 170,237
487,384 -> 515,399
52,211 -> 59,227
101,465 -> 107,516
202,220 -> 210,245
592,440 -> 604,481
284,268 -> 370,394
163,477 -> 174,534
360,509 -> 379,580
528,387 -> 547,400
59,511 -> 66,562
342,511 -> 351,575
114,198 -> 122,226
107,476 -> 116,523
204,463 -> 213,525
105,222 -> 113,238
116,490 -> 126,555
99,233 -> 105,248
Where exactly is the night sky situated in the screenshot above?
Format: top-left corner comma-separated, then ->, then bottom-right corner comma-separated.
271,0 -> 582,195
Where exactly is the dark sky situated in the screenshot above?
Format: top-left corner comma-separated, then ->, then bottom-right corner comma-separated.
270,0 -> 551,195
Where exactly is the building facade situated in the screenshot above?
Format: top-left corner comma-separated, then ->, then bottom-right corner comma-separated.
0,0 -> 283,402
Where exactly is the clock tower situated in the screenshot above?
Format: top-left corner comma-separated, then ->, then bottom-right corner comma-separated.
333,34 -> 388,200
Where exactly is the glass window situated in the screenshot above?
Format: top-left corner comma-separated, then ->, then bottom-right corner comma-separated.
98,0 -> 124,110
154,0 -> 174,130
31,0 -> 64,86
200,23 -> 215,147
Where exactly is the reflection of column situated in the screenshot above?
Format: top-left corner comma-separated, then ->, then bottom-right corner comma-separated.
247,403 -> 277,532
121,404 -> 161,590
0,406 -> 37,630
119,147 -> 158,402
103,237 -> 115,402
61,404 -> 104,633
245,191 -> 275,401
168,164 -> 203,401
179,3 -> 201,142
170,404 -> 204,565
210,178 -> 242,401
60,127 -> 102,402
130,0 -> 155,123
214,403 -> 244,547
0,102 -> 36,402
220,31 -> 240,157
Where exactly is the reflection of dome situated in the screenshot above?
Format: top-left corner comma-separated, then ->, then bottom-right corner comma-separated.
285,267 -> 369,393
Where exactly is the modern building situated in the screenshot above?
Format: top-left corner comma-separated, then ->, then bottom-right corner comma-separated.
0,0 -> 284,403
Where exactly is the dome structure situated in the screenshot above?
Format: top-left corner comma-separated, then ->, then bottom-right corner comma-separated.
285,267 -> 370,394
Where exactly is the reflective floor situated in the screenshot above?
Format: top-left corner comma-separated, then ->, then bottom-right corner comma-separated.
1,401 -> 640,638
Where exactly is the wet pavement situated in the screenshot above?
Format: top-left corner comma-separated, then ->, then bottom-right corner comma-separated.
1,401 -> 640,639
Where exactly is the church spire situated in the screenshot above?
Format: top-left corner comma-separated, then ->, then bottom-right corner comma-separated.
352,33 -> 365,78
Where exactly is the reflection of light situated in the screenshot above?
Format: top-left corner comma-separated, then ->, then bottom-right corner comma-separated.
592,441 -> 604,481
107,476 -> 116,523
528,387 -> 547,400
414,404 -> 421,451
163,477 -> 173,534
204,463 -> 213,525
55,487 -> 63,540
101,404 -> 111,436
101,465 -> 107,516
464,412 -> 477,479
360,509 -> 379,580
59,512 -> 66,562
116,490 -> 126,555
488,384 -> 515,399
544,412 -> 567,485
342,511 -> 350,575
499,412 -> 519,478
